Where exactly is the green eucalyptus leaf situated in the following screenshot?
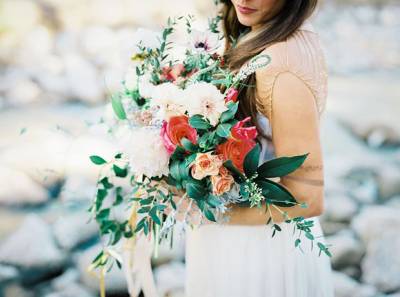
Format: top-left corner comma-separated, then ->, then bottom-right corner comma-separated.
243,143 -> 261,177
149,207 -> 161,225
113,164 -> 128,178
96,208 -> 110,221
257,153 -> 309,178
90,155 -> 107,165
111,93 -> 127,120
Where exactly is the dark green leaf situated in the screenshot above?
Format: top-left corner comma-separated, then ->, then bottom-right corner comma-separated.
220,102 -> 238,123
90,155 -> 107,165
113,164 -> 128,178
140,197 -> 154,205
138,206 -> 151,214
257,179 -> 297,207
186,182 -> 206,199
96,208 -> 110,221
180,138 -> 198,152
189,115 -> 211,130
243,143 -> 261,177
257,153 -> 309,178
204,209 -> 216,222
99,177 -> 113,189
149,207 -> 161,225
96,189 -> 108,210
216,123 -> 232,138
223,160 -> 245,183
206,194 -> 222,207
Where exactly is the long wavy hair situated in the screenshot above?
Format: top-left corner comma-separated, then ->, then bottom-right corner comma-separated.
221,0 -> 318,139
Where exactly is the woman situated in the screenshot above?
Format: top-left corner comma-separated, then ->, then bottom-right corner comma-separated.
185,1 -> 334,296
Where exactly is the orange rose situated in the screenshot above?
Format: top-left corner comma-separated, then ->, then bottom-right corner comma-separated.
161,115 -> 198,154
216,138 -> 256,173
211,173 -> 234,196
191,152 -> 223,180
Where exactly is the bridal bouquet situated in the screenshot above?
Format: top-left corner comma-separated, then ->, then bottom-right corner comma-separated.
88,14 -> 331,287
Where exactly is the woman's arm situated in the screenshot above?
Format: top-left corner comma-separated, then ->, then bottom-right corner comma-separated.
225,71 -> 325,225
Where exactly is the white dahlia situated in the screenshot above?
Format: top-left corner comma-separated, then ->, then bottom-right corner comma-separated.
183,82 -> 227,126
150,82 -> 185,120
117,126 -> 169,178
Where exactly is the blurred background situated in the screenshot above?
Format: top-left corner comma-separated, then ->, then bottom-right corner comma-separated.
0,0 -> 399,296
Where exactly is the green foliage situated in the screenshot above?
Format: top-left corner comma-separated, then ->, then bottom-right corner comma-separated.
257,153 -> 309,178
220,102 -> 238,123
111,93 -> 127,120
243,144 -> 261,177
90,155 -> 107,165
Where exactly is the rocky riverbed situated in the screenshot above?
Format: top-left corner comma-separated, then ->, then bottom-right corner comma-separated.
1,0 -> 400,296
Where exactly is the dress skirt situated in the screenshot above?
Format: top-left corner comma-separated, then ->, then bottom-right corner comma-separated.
184,216 -> 334,297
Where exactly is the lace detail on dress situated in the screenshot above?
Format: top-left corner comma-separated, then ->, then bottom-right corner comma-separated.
254,19 -> 329,121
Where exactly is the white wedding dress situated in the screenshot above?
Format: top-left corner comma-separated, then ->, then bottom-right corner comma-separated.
184,19 -> 334,297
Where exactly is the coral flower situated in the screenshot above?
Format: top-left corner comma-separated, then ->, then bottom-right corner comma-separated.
160,115 -> 198,155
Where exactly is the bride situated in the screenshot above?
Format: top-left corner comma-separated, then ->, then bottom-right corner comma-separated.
184,0 -> 334,296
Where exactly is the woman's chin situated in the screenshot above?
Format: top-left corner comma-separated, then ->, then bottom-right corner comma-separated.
236,15 -> 258,27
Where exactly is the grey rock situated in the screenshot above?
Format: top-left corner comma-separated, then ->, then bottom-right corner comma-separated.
2,283 -> 34,297
361,230 -> 400,292
51,269 -> 80,290
63,53 -> 103,104
0,165 -> 48,206
323,194 -> 358,223
351,205 -> 400,245
376,164 -> 400,201
0,214 -> 65,269
333,271 -> 378,297
320,221 -> 348,236
44,283 -> 94,297
59,176 -> 96,203
0,264 -> 19,282
326,230 -> 364,269
53,211 -> 98,250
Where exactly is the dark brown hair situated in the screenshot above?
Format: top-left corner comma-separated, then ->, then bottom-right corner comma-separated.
221,0 -> 318,139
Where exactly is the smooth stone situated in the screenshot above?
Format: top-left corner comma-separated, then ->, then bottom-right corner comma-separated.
333,271 -> 378,297
0,165 -> 48,206
361,230 -> 400,292
53,211 -> 98,250
326,230 -> 364,269
322,194 -> 358,223
0,214 -> 65,269
351,205 -> 400,245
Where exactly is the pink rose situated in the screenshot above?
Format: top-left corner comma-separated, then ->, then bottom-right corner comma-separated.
231,117 -> 258,141
225,88 -> 239,103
